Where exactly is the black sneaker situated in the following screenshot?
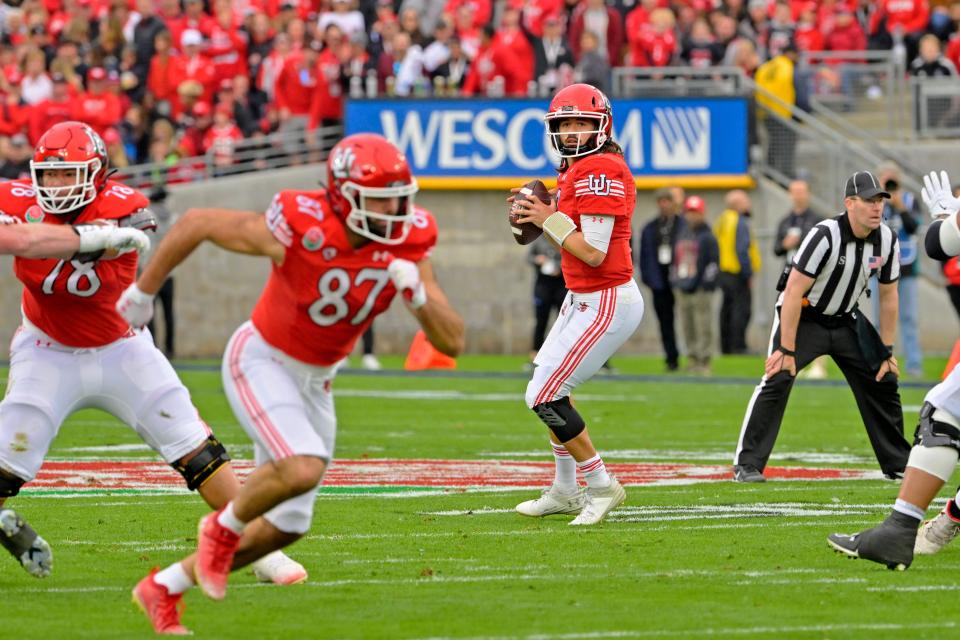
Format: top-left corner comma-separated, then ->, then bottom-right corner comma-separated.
0,509 -> 52,577
827,511 -> 918,571
733,464 -> 766,483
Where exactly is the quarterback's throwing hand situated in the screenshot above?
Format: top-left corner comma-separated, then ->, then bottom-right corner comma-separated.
387,258 -> 427,309
116,283 -> 156,328
922,170 -> 960,218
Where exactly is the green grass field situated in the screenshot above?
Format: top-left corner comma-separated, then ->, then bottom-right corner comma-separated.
2,355 -> 959,639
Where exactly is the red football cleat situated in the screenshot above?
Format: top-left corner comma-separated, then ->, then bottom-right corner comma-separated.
194,511 -> 241,600
132,569 -> 191,635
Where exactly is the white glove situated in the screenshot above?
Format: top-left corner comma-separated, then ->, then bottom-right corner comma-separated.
387,258 -> 427,309
74,225 -> 151,255
921,170 -> 960,218
115,283 -> 156,328
0,213 -> 22,225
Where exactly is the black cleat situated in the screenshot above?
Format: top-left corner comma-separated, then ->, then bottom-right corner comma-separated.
0,509 -> 52,577
733,464 -> 766,483
827,511 -> 918,571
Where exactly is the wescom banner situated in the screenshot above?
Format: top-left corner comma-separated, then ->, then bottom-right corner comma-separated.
344,97 -> 749,188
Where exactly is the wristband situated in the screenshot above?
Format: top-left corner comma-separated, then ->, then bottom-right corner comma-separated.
542,211 -> 576,245
778,346 -> 796,357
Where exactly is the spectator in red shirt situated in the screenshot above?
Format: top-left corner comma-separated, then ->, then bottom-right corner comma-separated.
462,25 -> 509,96
824,5 -> 866,60
180,29 -> 218,101
207,6 -> 249,85
569,0 -> 625,66
453,3 -> 482,57
72,66 -> 123,136
257,32 -> 292,102
28,73 -> 74,144
494,7 -> 535,95
147,31 -> 186,114
273,39 -> 320,121
169,0 -> 215,50
515,0 -> 564,38
313,24 -> 345,121
0,72 -> 29,138
444,0 -> 492,29
794,4 -> 823,53
203,103 -> 244,168
628,7 -> 676,66
178,99 -> 213,157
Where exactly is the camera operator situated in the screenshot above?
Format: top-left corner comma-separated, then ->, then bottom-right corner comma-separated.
871,163 -> 923,377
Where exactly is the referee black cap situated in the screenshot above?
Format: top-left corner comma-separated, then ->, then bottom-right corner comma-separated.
844,171 -> 890,199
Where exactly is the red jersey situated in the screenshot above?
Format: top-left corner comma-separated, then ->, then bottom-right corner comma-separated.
555,153 -> 635,293
251,189 -> 437,365
3,179 -> 148,347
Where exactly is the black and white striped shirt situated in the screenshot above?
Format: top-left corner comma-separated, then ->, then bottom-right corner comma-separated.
783,213 -> 900,316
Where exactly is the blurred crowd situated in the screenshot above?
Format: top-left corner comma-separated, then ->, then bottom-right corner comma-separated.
0,0 -> 958,178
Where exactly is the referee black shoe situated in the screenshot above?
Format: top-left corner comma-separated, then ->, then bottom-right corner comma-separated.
827,511 -> 919,571
733,464 -> 765,483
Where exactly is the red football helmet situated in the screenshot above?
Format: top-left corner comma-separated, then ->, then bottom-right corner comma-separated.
543,83 -> 613,159
30,121 -> 109,215
326,133 -> 419,245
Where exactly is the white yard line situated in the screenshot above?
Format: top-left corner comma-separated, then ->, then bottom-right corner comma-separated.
416,621 -> 957,640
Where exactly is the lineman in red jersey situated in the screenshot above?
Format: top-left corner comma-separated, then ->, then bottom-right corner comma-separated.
0,121 -> 303,586
511,84 -> 644,525
118,133 -> 464,634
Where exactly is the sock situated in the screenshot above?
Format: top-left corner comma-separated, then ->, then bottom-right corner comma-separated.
893,498 -> 925,522
577,454 -> 611,489
551,442 -> 577,492
154,562 -> 194,595
216,501 -> 246,535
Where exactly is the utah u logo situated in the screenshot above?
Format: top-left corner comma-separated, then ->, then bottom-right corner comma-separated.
588,174 -> 611,196
330,147 -> 355,179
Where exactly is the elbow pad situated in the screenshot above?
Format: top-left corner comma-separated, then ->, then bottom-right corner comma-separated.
926,214 -> 960,260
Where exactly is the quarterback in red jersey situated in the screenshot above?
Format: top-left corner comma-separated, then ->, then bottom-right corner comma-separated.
119,133 -> 464,634
510,84 -> 644,526
0,121 -> 303,586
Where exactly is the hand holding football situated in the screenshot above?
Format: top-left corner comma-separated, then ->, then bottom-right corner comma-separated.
508,180 -> 550,245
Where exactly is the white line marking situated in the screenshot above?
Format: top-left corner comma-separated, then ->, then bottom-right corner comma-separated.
415,621 -> 958,639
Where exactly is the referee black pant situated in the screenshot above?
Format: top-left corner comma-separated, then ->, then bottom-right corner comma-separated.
734,311 -> 910,477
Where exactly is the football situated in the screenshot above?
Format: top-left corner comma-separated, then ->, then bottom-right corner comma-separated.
509,180 -> 550,245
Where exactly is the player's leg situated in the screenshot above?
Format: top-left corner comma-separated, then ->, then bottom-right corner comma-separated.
192,322 -> 331,599
828,375 -> 960,568
829,325 -> 911,478
732,310 -> 819,481
100,330 -> 303,587
0,330 -> 78,577
521,283 -> 643,525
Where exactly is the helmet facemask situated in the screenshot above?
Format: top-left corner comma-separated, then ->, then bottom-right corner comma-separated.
30,158 -> 101,215
544,112 -> 609,158
341,178 -> 419,245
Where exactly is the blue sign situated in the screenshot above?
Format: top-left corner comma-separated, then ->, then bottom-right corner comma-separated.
345,98 -> 748,179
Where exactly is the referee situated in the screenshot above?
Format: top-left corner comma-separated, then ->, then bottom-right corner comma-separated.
732,171 -> 912,482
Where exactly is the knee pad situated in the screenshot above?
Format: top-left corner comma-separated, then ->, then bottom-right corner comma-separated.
0,470 -> 26,498
912,402 -> 960,452
172,436 -> 231,491
531,397 -> 585,443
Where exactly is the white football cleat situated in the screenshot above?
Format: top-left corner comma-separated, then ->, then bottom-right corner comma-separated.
569,477 -> 626,526
0,508 -> 52,577
361,354 -> 382,371
516,484 -> 585,517
915,505 -> 960,555
251,551 -> 308,585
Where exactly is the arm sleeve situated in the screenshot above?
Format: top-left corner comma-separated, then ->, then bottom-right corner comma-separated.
580,214 -> 614,252
791,226 -> 830,277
